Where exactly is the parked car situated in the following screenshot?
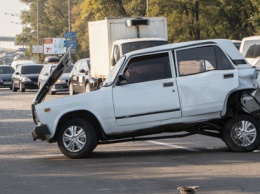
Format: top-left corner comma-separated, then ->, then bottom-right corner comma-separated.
0,65 -> 15,88
12,64 -> 43,92
240,36 -> 260,67
38,64 -> 73,95
38,64 -> 57,89
11,60 -> 35,70
32,39 -> 260,159
68,58 -> 97,95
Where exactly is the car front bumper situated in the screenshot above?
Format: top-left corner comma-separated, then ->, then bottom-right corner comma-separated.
23,81 -> 39,89
32,124 -> 51,141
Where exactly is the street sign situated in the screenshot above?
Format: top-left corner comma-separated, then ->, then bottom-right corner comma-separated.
43,38 -> 66,55
64,31 -> 77,54
32,45 -> 43,53
65,31 -> 76,38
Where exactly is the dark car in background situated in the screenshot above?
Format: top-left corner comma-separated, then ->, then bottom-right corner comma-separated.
0,65 -> 15,89
68,58 -> 97,95
12,64 -> 43,92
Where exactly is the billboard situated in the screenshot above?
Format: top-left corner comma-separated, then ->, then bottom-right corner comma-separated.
43,38 -> 66,55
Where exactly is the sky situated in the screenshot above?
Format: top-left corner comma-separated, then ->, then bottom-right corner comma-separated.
0,0 -> 29,37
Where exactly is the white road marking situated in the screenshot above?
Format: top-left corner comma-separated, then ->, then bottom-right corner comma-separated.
0,154 -> 64,159
147,140 -> 199,152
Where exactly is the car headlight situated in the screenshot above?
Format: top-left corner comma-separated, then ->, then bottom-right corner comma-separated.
57,79 -> 66,83
0,79 -> 3,83
21,77 -> 31,82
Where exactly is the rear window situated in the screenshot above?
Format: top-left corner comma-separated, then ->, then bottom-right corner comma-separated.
21,66 -> 43,74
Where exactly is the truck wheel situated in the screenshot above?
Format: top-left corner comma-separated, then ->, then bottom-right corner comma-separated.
57,118 -> 98,159
12,82 -> 17,92
222,114 -> 260,152
85,82 -> 91,92
69,83 -> 74,95
19,82 -> 25,92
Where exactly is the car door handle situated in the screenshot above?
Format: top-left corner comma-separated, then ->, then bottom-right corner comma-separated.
223,73 -> 234,79
163,82 -> 174,87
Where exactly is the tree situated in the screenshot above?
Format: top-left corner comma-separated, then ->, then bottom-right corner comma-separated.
18,0 -> 260,61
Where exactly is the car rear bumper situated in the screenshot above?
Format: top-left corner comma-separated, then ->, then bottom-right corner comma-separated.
32,124 -> 51,141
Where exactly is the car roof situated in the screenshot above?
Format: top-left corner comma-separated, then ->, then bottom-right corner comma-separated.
20,64 -> 43,67
124,39 -> 245,61
114,38 -> 168,45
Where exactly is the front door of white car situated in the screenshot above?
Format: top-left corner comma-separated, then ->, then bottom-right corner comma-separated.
113,52 -> 181,126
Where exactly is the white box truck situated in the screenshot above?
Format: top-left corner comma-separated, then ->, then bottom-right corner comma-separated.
88,17 -> 168,86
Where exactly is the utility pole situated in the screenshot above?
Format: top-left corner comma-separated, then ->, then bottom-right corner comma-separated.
68,0 -> 71,32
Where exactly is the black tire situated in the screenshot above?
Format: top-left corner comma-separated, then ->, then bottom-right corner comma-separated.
222,114 -> 260,152
57,118 -> 98,159
12,82 -> 17,92
69,82 -> 74,95
19,82 -> 25,92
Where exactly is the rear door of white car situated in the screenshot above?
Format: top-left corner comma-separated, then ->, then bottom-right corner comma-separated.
175,44 -> 238,116
112,51 -> 181,126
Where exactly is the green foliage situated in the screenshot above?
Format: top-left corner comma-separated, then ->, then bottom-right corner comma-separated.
18,0 -> 260,62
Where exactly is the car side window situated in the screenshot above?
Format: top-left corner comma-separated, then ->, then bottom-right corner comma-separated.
123,52 -> 172,84
176,46 -> 234,76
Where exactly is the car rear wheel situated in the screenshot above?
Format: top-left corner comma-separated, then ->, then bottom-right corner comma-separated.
12,82 -> 17,92
69,83 -> 74,95
222,114 -> 260,152
19,82 -> 25,92
57,118 -> 98,159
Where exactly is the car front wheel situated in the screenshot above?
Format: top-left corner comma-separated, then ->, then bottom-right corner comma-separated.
57,118 -> 98,159
12,82 -> 17,92
19,82 -> 25,92
69,82 -> 74,95
222,114 -> 260,152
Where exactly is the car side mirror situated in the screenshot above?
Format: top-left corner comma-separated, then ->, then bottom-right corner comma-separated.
117,74 -> 127,85
111,58 -> 116,66
80,69 -> 85,73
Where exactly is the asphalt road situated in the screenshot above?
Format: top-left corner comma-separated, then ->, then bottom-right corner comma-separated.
1,88 -> 260,194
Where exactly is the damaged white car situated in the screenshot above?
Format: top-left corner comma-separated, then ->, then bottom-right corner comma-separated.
32,39 -> 260,158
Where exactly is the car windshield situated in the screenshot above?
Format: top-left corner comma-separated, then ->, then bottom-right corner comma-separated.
122,40 -> 168,55
21,66 -> 43,74
0,66 -> 14,74
103,56 -> 125,87
65,65 -> 74,73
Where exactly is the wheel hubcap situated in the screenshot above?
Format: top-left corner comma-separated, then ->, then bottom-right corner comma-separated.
63,125 -> 87,152
231,120 -> 257,147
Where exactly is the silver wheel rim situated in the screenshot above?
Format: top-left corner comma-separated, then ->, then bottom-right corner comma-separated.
63,125 -> 87,152
231,120 -> 257,147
